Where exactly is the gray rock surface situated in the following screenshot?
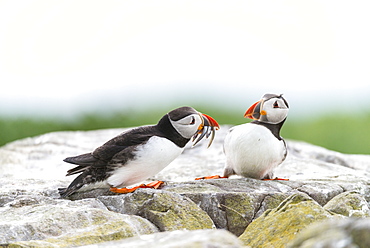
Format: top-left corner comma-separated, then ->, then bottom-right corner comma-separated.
324,191 -> 370,218
165,178 -> 369,236
239,192 -> 338,247
1,196 -> 158,246
1,126 -> 370,247
98,189 -> 215,231
81,229 -> 243,248
288,218 -> 370,248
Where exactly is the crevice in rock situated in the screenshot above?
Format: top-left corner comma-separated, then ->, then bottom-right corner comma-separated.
251,194 -> 266,220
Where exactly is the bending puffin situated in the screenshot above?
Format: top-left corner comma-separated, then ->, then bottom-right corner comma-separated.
59,106 -> 219,198
197,93 -> 289,180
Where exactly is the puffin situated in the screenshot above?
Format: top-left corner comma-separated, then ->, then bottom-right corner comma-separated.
59,106 -> 220,198
196,93 -> 289,180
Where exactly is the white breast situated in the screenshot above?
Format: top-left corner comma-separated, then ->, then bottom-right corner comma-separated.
107,136 -> 184,188
224,123 -> 286,179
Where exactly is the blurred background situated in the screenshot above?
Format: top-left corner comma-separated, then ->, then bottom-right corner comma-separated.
0,0 -> 369,154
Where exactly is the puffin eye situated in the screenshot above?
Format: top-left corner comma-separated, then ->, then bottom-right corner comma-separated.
190,116 -> 196,125
273,101 -> 279,108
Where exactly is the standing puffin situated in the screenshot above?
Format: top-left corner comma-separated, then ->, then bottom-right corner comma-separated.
196,93 -> 289,180
59,106 -> 219,198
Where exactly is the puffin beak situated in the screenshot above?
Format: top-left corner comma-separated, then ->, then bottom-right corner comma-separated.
244,100 -> 263,120
192,113 -> 220,148
200,113 -> 220,130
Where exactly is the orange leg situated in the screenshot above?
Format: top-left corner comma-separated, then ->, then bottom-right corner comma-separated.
195,175 -> 228,180
110,180 -> 164,194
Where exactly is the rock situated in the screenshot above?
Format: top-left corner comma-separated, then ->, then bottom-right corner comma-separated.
1,126 -> 370,246
324,191 -> 370,217
164,179 -> 294,236
66,177 -> 367,237
163,178 -> 370,236
288,218 -> 370,248
98,189 -> 215,231
293,181 -> 344,206
238,193 -> 338,248
287,140 -> 370,175
81,229 -> 244,248
0,195 -> 158,247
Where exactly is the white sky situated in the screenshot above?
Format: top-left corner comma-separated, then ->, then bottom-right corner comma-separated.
1,0 -> 369,119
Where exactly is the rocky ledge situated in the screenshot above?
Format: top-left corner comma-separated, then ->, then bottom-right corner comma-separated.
1,126 -> 370,247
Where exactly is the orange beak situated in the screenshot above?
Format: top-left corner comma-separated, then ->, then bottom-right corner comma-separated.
200,113 -> 220,130
244,100 -> 263,120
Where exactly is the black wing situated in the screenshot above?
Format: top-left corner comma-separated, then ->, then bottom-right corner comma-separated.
92,125 -> 160,161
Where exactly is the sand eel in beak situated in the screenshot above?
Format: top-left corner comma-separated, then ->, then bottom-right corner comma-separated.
196,93 -> 289,181
192,113 -> 220,148
59,106 -> 220,198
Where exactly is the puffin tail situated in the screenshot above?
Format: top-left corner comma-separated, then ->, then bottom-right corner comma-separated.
60,154 -> 107,198
58,187 -> 69,197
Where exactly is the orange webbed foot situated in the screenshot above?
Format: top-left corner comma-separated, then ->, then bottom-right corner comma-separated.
110,186 -> 140,194
195,175 -> 228,180
262,177 -> 289,181
110,180 -> 164,194
142,180 -> 164,189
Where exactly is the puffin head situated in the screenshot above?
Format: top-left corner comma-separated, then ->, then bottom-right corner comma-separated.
167,106 -> 220,146
244,94 -> 289,124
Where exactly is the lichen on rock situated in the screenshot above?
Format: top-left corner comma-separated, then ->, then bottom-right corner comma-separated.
99,189 -> 215,231
288,218 -> 370,248
239,192 -> 337,248
1,197 -> 158,247
324,191 -> 370,218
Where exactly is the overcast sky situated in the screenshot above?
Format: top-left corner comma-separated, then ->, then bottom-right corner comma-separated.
1,0 -> 369,119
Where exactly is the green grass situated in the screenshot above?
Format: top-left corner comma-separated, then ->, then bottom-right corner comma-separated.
282,114 -> 370,155
1,108 -> 369,155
